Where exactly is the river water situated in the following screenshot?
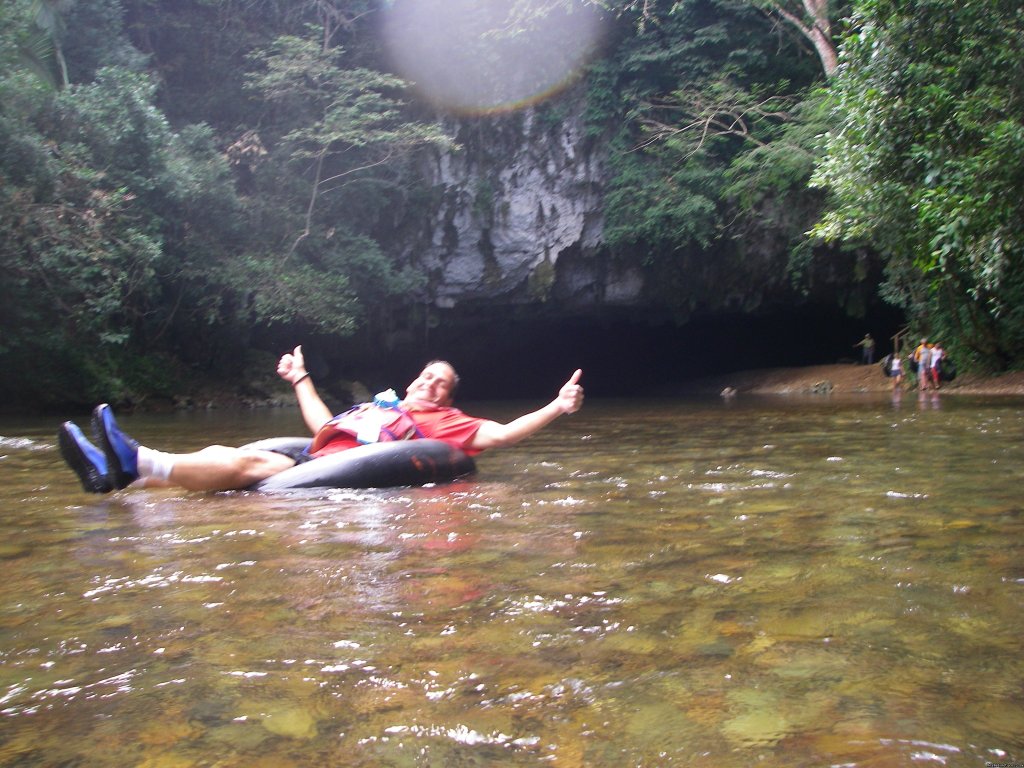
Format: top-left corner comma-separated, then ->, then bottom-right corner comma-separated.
0,392 -> 1022,767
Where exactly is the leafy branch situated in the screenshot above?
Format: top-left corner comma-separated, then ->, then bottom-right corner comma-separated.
247,31 -> 452,261
636,82 -> 800,157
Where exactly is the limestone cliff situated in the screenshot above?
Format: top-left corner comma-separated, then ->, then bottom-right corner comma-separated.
401,91 -> 643,311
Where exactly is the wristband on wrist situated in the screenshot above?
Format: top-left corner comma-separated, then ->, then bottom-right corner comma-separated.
293,372 -> 311,386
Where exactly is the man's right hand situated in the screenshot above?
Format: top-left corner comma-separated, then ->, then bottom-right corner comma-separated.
279,345 -> 333,433
277,345 -> 308,384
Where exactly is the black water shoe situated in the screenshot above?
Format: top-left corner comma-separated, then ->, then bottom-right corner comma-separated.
58,421 -> 113,494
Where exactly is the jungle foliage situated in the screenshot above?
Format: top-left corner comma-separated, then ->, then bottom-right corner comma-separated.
811,0 -> 1024,370
551,0 -> 1023,366
1,0 -> 446,406
2,0 -> 1022,406
595,0 -> 842,320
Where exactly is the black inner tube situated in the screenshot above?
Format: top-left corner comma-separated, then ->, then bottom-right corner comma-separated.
238,438 -> 477,491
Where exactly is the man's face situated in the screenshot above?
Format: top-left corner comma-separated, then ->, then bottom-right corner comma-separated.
404,362 -> 456,408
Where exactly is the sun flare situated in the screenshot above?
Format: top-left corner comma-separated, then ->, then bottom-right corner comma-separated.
381,0 -> 606,115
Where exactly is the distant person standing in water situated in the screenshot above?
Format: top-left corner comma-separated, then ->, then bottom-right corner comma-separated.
913,338 -> 932,390
890,352 -> 904,391
854,334 -> 876,365
929,342 -> 944,389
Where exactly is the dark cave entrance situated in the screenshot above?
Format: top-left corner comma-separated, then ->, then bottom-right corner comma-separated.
311,300 -> 907,401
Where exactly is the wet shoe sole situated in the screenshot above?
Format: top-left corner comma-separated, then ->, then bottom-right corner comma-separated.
58,422 -> 113,494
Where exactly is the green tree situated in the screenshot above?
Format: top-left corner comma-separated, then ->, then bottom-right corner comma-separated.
0,62 -> 245,404
246,30 -> 450,259
1,0 -> 456,407
593,0 -> 855,318
236,23 -> 453,339
30,0 -> 72,87
811,0 -> 1024,369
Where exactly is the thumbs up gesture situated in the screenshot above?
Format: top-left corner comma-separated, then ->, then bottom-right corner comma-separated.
556,369 -> 584,414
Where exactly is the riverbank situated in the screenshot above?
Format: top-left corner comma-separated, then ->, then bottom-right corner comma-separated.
676,362 -> 1024,396
47,362 -> 1024,414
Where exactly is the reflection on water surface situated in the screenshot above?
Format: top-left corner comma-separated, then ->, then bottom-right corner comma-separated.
1,394 -> 1022,766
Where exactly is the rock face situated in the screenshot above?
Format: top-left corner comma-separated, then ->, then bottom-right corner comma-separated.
404,89 -> 643,310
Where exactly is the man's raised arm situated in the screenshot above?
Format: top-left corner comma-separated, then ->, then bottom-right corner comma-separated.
277,345 -> 334,434
468,369 -> 584,451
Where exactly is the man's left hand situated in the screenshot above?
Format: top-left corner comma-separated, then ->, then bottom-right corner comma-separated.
557,369 -> 584,414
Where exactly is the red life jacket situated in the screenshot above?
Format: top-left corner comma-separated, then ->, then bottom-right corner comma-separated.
309,403 -> 423,454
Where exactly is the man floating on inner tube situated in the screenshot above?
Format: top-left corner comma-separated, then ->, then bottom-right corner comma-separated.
57,346 -> 584,494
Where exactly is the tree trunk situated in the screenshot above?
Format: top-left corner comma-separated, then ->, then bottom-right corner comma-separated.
762,0 -> 838,77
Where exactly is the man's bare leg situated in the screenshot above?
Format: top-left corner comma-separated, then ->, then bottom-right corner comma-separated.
153,447 -> 297,491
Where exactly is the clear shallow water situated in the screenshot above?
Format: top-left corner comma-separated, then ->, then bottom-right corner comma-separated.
1,393 -> 1022,767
